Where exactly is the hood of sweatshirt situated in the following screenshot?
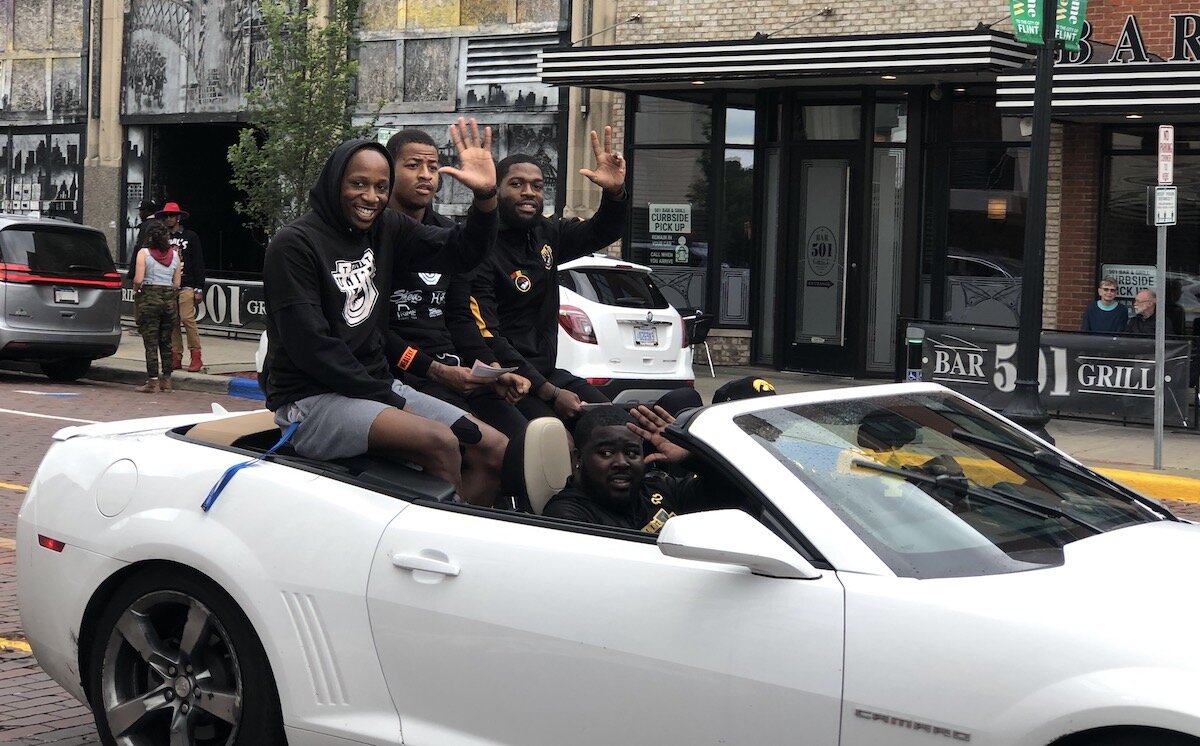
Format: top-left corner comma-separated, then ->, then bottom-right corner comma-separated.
308,139 -> 394,235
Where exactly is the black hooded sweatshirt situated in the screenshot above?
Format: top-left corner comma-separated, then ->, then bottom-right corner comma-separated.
542,470 -> 705,533
262,139 -> 496,411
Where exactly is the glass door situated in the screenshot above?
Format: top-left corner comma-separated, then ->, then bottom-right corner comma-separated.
785,156 -> 856,372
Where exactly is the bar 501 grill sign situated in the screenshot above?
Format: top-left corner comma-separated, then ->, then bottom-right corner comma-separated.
917,323 -> 1192,427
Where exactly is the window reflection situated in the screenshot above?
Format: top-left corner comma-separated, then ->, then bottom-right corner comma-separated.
629,149 -> 709,310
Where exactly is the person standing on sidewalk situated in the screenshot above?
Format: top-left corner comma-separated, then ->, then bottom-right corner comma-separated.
131,220 -> 180,393
1080,277 -> 1127,333
157,201 -> 206,372
1126,288 -> 1175,335
126,199 -> 160,326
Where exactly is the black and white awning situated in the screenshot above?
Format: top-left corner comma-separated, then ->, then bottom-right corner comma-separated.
997,62 -> 1200,117
539,30 -> 1033,90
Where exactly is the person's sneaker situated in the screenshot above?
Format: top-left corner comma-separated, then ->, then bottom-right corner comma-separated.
134,379 -> 159,394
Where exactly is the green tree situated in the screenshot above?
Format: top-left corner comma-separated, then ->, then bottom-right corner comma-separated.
228,0 -> 374,239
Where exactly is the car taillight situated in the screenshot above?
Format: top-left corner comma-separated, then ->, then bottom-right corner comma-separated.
559,305 -> 597,344
586,377 -> 611,386
681,321 -> 689,347
0,262 -> 121,288
37,534 -> 66,552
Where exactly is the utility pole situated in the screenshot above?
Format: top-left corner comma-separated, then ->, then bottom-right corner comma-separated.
1002,0 -> 1057,443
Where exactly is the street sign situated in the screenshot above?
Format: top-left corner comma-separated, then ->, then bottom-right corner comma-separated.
1154,186 -> 1177,226
1159,125 -> 1174,185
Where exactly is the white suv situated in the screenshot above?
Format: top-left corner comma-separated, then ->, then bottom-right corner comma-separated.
556,254 -> 693,403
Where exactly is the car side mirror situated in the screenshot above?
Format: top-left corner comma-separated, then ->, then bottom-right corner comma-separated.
657,510 -> 822,579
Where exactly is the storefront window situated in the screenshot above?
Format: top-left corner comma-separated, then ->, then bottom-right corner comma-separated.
873,102 -> 907,143
796,105 -> 860,140
1099,127 -> 1200,337
726,108 -> 755,145
923,97 -> 1029,327
629,148 -> 709,310
634,97 -> 712,145
720,148 -> 754,324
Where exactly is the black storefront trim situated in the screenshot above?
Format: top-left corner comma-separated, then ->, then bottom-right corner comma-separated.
540,30 -> 1032,87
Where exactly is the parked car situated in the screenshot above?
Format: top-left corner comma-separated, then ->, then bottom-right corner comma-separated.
18,383 -> 1200,746
0,214 -> 122,380
556,254 -> 693,402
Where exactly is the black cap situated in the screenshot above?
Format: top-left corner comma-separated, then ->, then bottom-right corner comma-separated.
655,387 -> 704,417
138,199 -> 159,214
712,376 -> 777,404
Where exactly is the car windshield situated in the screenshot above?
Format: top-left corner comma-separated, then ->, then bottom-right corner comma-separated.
560,268 -> 669,309
733,391 -> 1169,579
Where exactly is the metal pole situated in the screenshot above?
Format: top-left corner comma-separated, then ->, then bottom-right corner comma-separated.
1001,0 -> 1056,443
1154,226 -> 1166,468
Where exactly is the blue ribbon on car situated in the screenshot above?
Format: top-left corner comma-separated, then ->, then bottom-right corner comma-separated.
201,422 -> 299,512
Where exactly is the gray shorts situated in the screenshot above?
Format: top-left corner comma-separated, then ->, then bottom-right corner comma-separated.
274,380 -> 468,460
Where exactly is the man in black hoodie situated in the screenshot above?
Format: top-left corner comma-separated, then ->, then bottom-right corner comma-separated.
262,118 -> 506,506
383,128 -> 532,440
452,126 -> 628,425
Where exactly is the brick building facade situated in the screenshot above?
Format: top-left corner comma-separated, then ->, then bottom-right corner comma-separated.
552,0 -> 1200,377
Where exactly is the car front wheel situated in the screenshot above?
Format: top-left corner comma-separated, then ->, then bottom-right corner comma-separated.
87,569 -> 283,746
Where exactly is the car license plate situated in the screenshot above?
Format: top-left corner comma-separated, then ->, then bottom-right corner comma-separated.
634,325 -> 658,346
54,287 -> 79,304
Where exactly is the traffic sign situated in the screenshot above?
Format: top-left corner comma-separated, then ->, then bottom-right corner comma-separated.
1154,186 -> 1177,226
1159,125 -> 1174,185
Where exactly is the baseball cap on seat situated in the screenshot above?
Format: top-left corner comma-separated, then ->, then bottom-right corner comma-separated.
155,201 -> 189,219
712,376 -> 777,404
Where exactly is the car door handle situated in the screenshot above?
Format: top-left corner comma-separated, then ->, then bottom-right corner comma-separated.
392,553 -> 460,577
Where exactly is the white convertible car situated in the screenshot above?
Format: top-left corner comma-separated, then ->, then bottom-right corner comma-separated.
17,383 -> 1200,746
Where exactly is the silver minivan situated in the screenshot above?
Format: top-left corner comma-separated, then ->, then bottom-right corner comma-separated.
0,214 -> 122,381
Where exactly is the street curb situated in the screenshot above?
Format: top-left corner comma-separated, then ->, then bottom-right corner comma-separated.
2,359 -> 262,399
1093,467 -> 1200,504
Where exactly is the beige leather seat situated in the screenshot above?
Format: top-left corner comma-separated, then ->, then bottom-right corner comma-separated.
188,410 -> 280,447
522,417 -> 571,515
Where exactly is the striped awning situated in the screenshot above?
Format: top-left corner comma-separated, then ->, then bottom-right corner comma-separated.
997,62 -> 1200,116
539,30 -> 1033,90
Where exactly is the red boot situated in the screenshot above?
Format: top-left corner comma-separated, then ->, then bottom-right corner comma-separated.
172,350 -> 183,370
187,349 -> 203,372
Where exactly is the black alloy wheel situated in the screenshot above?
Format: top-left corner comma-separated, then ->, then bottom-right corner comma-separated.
87,569 -> 283,746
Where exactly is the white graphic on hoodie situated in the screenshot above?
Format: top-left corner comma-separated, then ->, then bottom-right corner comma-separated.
331,248 -> 378,327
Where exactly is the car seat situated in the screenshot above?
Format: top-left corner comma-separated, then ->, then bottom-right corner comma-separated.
511,417 -> 571,514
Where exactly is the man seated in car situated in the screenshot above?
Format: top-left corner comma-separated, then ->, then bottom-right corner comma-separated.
261,120 -> 508,507
542,405 -> 711,532
450,127 -> 628,427
382,128 -> 531,440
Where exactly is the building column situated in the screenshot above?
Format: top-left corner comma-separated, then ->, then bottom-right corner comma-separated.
82,0 -> 126,257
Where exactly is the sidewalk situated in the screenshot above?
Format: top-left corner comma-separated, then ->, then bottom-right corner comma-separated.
79,328 -> 1200,501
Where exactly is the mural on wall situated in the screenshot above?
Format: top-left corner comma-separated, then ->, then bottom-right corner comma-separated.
123,0 -> 254,116
0,0 -> 88,123
0,130 -> 83,222
122,127 -> 152,263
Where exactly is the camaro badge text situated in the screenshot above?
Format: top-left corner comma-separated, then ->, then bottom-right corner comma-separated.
854,709 -> 971,741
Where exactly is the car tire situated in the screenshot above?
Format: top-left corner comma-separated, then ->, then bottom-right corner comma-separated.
86,567 -> 284,746
40,357 -> 91,382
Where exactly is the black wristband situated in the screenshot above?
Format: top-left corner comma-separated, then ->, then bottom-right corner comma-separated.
473,186 -> 498,201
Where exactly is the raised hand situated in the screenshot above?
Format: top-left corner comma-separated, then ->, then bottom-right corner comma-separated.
438,117 -> 496,196
627,404 -> 690,464
578,125 -> 626,196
